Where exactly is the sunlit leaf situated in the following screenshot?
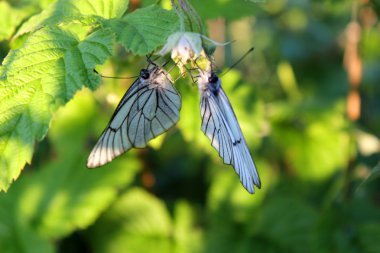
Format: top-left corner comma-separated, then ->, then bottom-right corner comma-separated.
0,2 -> 26,41
15,0 -> 129,37
0,27 -> 113,191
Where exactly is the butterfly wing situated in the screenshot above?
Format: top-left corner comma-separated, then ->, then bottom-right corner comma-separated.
126,73 -> 181,148
200,84 -> 260,193
87,68 -> 181,168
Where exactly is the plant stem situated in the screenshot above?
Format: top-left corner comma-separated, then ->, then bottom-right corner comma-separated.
171,0 -> 185,31
181,0 -> 204,33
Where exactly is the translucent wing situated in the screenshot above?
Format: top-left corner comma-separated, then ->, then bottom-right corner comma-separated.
87,67 -> 181,168
198,72 -> 261,193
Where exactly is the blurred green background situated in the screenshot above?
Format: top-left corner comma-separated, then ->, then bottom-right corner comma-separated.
1,0 -> 380,252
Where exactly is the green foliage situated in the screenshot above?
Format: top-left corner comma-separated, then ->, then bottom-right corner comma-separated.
88,188 -> 202,253
0,1 -> 179,191
0,0 -> 56,42
0,0 -> 380,253
271,100 -> 350,179
0,90 -> 139,252
0,27 -> 113,191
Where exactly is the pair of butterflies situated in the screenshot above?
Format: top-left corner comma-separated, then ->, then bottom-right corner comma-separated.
87,64 -> 261,193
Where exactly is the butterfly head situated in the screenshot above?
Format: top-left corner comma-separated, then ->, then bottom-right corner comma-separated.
197,71 -> 221,95
140,67 -> 173,85
140,69 -> 150,79
208,72 -> 219,84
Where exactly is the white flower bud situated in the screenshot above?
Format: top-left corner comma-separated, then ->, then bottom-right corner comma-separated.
159,32 -> 203,63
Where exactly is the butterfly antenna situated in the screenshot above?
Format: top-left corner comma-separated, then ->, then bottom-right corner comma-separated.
171,60 -> 198,83
100,74 -> 138,79
146,54 -> 160,68
94,69 -> 138,79
162,58 -> 172,68
193,58 -> 205,72
167,61 -> 177,73
186,61 -> 201,83
162,61 -> 177,82
220,47 -> 255,77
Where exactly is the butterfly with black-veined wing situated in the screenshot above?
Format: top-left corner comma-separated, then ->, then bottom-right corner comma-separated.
197,70 -> 261,194
87,66 -> 181,168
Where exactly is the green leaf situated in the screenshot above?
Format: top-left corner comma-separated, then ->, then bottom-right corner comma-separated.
88,188 -> 173,253
101,5 -> 179,55
15,0 -> 129,37
0,27 -> 113,191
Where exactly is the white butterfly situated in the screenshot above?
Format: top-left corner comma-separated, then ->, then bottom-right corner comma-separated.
197,70 -> 261,193
87,66 -> 181,168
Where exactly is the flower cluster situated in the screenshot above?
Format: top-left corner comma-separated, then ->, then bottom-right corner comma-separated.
158,31 -> 227,73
